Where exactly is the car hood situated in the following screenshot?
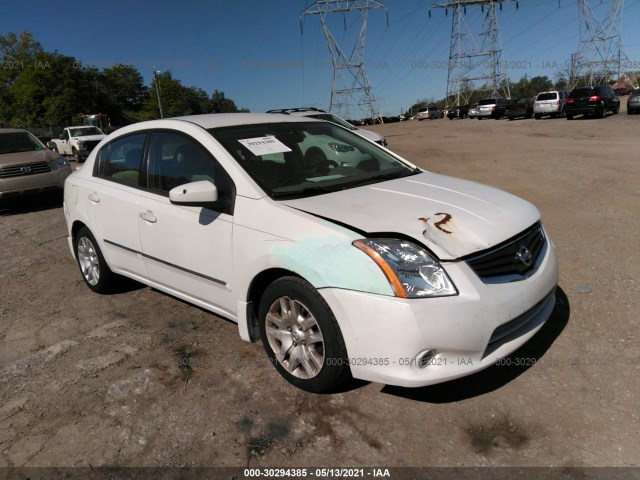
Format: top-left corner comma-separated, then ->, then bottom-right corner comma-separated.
354,128 -> 385,144
280,172 -> 541,260
0,148 -> 59,167
72,135 -> 106,141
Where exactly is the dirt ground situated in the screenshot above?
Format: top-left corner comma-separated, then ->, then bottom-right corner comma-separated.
1,106 -> 639,474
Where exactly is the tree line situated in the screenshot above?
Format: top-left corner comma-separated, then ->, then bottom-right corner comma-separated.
0,31 -> 247,130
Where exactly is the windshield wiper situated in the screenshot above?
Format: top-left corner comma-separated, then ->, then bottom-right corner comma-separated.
271,184 -> 337,199
345,168 -> 420,188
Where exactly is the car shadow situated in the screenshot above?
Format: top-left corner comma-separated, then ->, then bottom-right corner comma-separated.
0,191 -> 64,216
109,276 -> 147,294
569,114 -> 613,120
380,287 -> 570,403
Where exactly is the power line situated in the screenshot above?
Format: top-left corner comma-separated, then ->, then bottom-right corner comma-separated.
430,0 -> 514,106
571,0 -> 634,87
301,1 -> 388,120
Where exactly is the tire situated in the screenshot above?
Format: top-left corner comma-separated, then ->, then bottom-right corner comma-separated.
508,116 -> 514,121
600,107 -> 607,118
614,103 -> 620,114
567,113 -> 574,120
74,227 -> 114,294
258,276 -> 350,393
72,148 -> 82,163
534,114 -> 541,120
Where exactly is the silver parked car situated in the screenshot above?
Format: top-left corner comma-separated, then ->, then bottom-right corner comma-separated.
627,88 -> 640,115
0,128 -> 72,200
533,91 -> 569,119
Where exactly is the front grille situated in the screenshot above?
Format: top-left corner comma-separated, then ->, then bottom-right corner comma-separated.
83,140 -> 101,152
465,222 -> 546,283
0,161 -> 52,178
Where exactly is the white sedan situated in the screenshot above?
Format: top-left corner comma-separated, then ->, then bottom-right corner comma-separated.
63,113 -> 558,392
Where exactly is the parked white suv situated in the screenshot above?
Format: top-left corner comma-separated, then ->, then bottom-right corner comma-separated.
534,91 -> 569,119
267,108 -> 388,148
64,113 -> 558,393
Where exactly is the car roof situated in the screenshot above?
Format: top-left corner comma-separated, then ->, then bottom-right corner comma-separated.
0,128 -> 29,134
167,113 -> 323,129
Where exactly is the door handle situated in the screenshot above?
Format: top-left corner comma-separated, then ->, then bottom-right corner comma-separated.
88,192 -> 100,203
140,211 -> 157,223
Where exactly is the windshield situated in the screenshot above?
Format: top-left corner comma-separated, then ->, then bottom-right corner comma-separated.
570,88 -> 595,98
478,99 -> 497,105
210,121 -> 418,199
69,127 -> 104,136
0,131 -> 45,154
536,93 -> 557,101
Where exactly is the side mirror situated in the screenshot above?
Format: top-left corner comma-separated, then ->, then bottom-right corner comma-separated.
46,141 -> 57,150
59,134 -> 65,140
169,180 -> 218,205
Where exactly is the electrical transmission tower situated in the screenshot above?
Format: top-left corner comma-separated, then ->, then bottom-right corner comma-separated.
571,0 -> 632,88
430,0 -> 513,106
301,1 -> 387,120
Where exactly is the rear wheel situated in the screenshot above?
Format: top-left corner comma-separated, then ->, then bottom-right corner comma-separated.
534,113 -> 541,120
74,227 -> 114,294
258,276 -> 350,393
567,113 -> 574,120
614,103 -> 620,114
600,107 -> 607,118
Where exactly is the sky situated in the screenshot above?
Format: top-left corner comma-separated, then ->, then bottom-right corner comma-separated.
2,0 -> 640,118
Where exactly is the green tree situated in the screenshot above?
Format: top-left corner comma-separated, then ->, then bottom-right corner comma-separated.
98,64 -> 147,124
210,89 -> 246,113
8,51 -> 101,127
529,75 -> 553,95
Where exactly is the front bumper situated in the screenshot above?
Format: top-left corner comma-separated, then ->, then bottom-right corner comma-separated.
319,235 -> 559,388
0,166 -> 71,199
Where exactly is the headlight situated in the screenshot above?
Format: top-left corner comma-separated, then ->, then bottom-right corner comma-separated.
353,238 -> 457,298
328,142 -> 355,153
49,157 -> 69,170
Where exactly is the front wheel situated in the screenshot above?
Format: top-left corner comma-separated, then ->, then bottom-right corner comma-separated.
72,148 -> 82,163
258,277 -> 350,393
566,114 -> 574,120
74,227 -> 114,293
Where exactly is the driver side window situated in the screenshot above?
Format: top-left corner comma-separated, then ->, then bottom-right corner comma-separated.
147,131 -> 235,213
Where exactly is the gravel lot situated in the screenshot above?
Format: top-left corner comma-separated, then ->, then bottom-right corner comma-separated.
1,106 -> 638,474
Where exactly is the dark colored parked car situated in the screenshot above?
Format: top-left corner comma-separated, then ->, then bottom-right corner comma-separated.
447,105 -> 469,119
506,97 -> 535,120
565,85 -> 620,119
492,98 -> 516,119
627,88 -> 640,115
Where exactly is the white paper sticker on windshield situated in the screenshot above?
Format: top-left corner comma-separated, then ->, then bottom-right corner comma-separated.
237,137 -> 291,156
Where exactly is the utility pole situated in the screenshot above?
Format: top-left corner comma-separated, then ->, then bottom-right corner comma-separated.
301,0 -> 387,121
571,0 -> 632,88
153,69 -> 164,119
430,0 -> 513,107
